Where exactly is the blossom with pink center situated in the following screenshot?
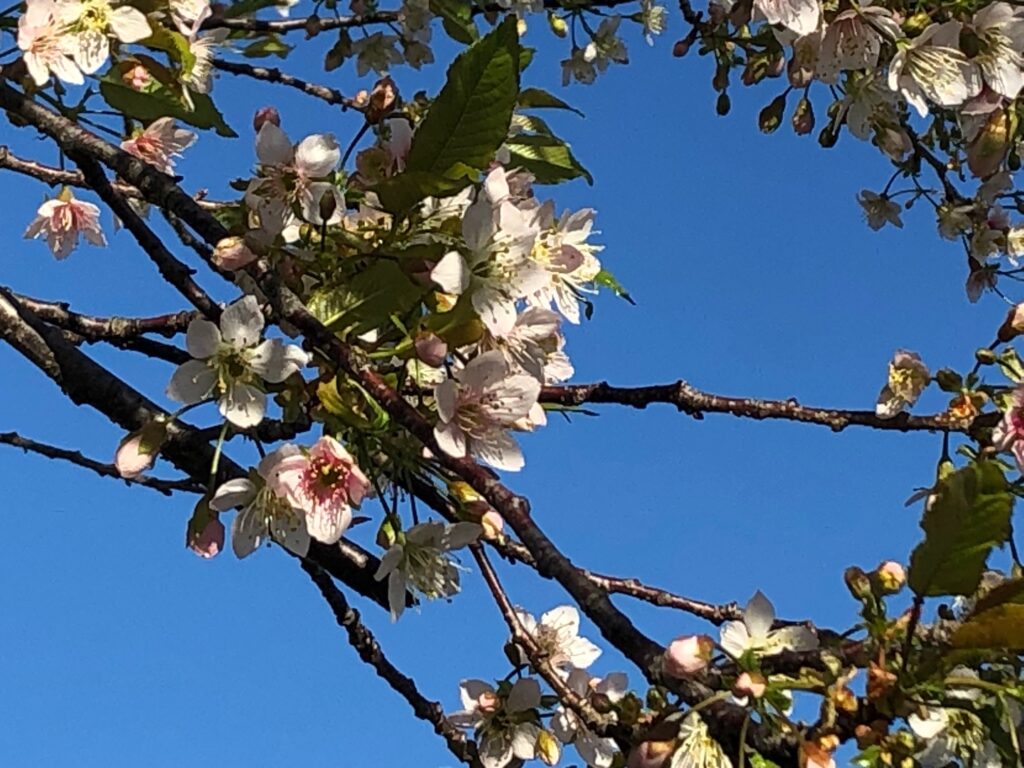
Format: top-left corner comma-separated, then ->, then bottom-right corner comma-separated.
24,190 -> 106,259
17,0 -> 84,86
994,386 -> 1024,472
267,436 -> 371,545
121,118 -> 197,175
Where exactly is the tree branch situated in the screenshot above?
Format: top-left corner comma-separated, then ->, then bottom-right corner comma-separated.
213,58 -> 362,110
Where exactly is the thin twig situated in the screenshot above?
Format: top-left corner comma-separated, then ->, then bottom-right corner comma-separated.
213,58 -> 362,110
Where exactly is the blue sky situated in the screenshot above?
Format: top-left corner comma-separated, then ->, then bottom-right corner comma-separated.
0,9 -> 1009,767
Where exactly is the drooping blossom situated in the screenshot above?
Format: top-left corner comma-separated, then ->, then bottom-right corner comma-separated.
719,591 -> 817,658
968,3 -> 1024,100
552,670 -> 626,768
246,122 -> 343,240
209,446 -> 310,558
113,420 -> 167,478
120,118 -> 197,175
352,32 -> 403,76
663,634 -> 714,677
267,435 -> 371,545
450,678 -> 545,768
857,190 -> 903,231
430,167 -> 547,336
182,29 -> 229,103
887,22 -> 983,117
583,16 -> 629,73
17,0 -> 84,86
374,520 -> 482,620
58,0 -> 152,75
817,5 -> 902,84
433,351 -> 541,472
166,295 -> 309,428
211,236 -> 259,271
24,189 -> 106,259
513,605 -> 602,672
732,672 -> 767,704
875,349 -> 930,419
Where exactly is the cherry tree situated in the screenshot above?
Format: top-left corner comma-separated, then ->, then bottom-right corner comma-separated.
2,0 -> 1024,765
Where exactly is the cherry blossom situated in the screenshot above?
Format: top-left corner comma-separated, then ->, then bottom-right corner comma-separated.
374,520 -> 482,620
209,447 -> 310,558
24,189 -> 106,259
993,385 -> 1024,471
857,190 -> 903,231
17,0 -> 83,86
187,517 -> 225,559
663,634 -> 714,677
474,307 -> 573,384
166,295 -> 309,428
817,5 -> 902,84
719,591 -> 817,658
755,0 -> 820,36
875,349 -> 930,419
887,22 -> 983,117
551,669 -> 626,768
58,0 -> 152,75
528,203 -> 603,325
120,118 -> 197,176
513,605 -> 602,671
450,678 -> 545,768
267,436 -> 371,545
433,351 -> 541,471
969,2 -> 1024,100
672,711 -> 733,768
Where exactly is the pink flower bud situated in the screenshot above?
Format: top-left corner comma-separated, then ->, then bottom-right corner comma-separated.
212,236 -> 258,271
999,303 -> 1024,342
481,511 -> 504,539
188,517 -> 225,559
114,421 -> 167,478
733,671 -> 766,701
663,634 -> 713,677
874,561 -> 906,595
414,331 -> 447,367
122,64 -> 151,91
252,106 -> 280,133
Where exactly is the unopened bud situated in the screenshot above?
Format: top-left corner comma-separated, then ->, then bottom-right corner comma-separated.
414,331 -> 447,367
548,12 -> 568,37
999,303 -> 1024,342
818,122 -> 839,148
114,420 -> 168,478
304,13 -> 322,37
716,92 -> 731,116
186,497 -> 225,559
759,94 -> 787,134
903,11 -> 932,35
212,236 -> 258,271
707,2 -> 727,24
766,54 -> 785,78
792,96 -> 814,135
536,730 -> 560,766
733,671 -> 766,700
844,566 -> 872,601
712,65 -> 729,92
365,76 -> 398,123
873,561 -> 906,595
673,38 -> 692,57
663,634 -> 714,677
976,346 -> 998,364
122,63 -> 151,91
967,108 -> 1011,179
253,106 -> 280,133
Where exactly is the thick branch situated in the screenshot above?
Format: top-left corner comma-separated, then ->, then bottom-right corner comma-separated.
0,431 -> 203,495
301,560 -> 482,767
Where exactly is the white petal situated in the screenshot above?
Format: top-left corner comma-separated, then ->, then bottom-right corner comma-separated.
434,422 -> 467,459
220,295 -> 264,348
909,709 -> 949,739
473,288 -> 518,337
255,122 -> 294,166
563,636 -> 602,669
471,429 -> 524,471
166,359 -> 216,404
185,318 -> 221,359
109,6 -> 151,42
431,251 -> 471,295
209,478 -> 256,511
541,605 -> 581,641
231,504 -> 263,558
306,502 -> 352,545
435,379 -> 459,423
506,677 -> 542,712
443,522 -> 482,550
767,625 -> 818,653
511,723 -> 540,760
388,570 -> 407,621
72,30 -> 109,74
458,679 -> 495,712
271,507 -> 310,557
744,590 -> 775,640
295,133 -> 341,177
219,382 -> 266,428
249,339 -> 309,383
374,545 -> 403,580
719,620 -> 750,658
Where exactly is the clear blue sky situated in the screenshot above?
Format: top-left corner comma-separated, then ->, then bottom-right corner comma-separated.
0,10 -> 1006,767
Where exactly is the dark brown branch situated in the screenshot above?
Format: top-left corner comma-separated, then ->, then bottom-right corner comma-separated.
541,381 -> 982,434
0,431 -> 203,496
301,560 -> 482,767
6,291 -> 195,340
213,59 -> 362,111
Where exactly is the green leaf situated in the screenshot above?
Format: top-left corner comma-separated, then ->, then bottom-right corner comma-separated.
506,134 -> 593,185
511,112 -> 555,137
998,348 -> 1024,383
99,78 -> 237,137
242,35 -> 293,58
406,15 -> 519,177
952,604 -> 1024,649
372,171 -> 472,215
307,260 -> 424,336
519,46 -> 535,72
908,462 -> 1014,597
141,27 -> 196,74
518,87 -> 584,117
594,269 -> 635,303
430,0 -> 478,44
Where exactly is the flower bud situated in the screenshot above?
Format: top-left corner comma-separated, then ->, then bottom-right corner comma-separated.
800,740 -> 836,768
967,108 -> 1011,179
791,96 -> 814,135
715,92 -> 731,116
998,303 -> 1024,342
976,346 -> 998,364
365,76 -> 398,123
304,13 -> 322,37
212,236 -> 258,271
844,566 -> 872,601
536,730 -> 560,766
414,331 -> 447,367
873,561 -> 906,595
663,634 -> 714,677
933,368 -> 963,392
672,38 -> 692,57
548,12 -> 568,37
627,740 -> 675,768
481,511 -> 504,539
759,94 -> 786,134
186,497 -> 225,559
114,420 -> 168,478
122,64 -> 151,91
902,11 -> 932,35
733,671 -> 766,700
253,106 -> 280,133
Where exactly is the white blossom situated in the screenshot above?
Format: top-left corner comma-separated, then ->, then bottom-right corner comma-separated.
58,0 -> 152,75
24,190 -> 106,259
969,2 -> 1024,100
17,0 -> 83,86
552,670 -> 626,768
352,32 -> 402,76
719,591 -> 817,658
451,678 -> 545,768
875,349 -> 930,419
514,605 -> 603,671
887,22 -> 983,117
817,5 -> 902,83
528,202 -> 603,325
120,117 -> 197,175
858,190 -> 903,231
671,712 -> 733,768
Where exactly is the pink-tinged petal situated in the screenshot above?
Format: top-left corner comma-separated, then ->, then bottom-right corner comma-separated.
434,421 -> 467,459
166,359 -> 216,404
109,6 -> 151,42
189,517 -> 225,558
220,295 -> 264,348
295,133 -> 340,177
210,478 -> 256,511
306,501 -> 353,545
255,121 -> 293,166
185,317 -> 221,359
220,382 -> 266,428
345,465 -> 371,506
231,505 -> 263,558
249,339 -> 309,383
506,677 -> 542,712
431,251 -> 471,295
458,679 -> 496,712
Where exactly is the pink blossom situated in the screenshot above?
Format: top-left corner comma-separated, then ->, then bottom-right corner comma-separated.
188,517 -> 225,559
267,436 -> 371,545
121,117 -> 197,175
994,386 -> 1024,472
212,236 -> 258,271
663,634 -> 713,677
733,671 -> 767,701
122,63 -> 151,90
24,191 -> 106,259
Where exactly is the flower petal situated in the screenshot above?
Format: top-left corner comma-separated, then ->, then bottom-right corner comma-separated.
209,478 -> 256,511
220,295 -> 264,348
249,339 -> 309,383
219,382 -> 266,428
166,359 -> 216,404
185,318 -> 221,359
